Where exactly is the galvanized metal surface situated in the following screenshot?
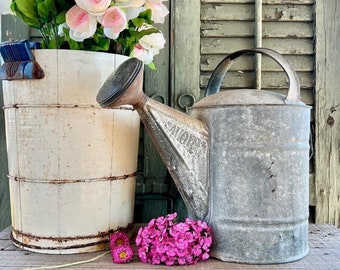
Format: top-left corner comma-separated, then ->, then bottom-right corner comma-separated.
97,48 -> 310,264
2,50 -> 140,254
195,49 -> 310,263
190,104 -> 310,263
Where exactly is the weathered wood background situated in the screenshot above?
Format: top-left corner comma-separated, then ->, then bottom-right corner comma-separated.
0,16 -> 30,231
314,0 -> 340,227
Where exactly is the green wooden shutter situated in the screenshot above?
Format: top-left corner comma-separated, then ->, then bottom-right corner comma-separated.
0,15 -> 30,231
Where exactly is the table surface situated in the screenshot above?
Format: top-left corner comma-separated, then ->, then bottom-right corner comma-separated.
1,224 -> 340,270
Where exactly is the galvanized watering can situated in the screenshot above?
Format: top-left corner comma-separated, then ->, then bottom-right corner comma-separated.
97,48 -> 311,264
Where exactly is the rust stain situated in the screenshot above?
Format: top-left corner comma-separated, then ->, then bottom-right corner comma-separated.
9,171 -> 140,184
11,223 -> 133,251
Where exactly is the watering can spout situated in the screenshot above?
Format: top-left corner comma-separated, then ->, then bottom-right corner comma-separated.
96,58 -> 210,220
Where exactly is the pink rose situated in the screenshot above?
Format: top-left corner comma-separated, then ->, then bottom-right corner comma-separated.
125,6 -> 146,21
130,43 -> 154,64
66,5 -> 97,41
98,7 -> 127,39
145,0 -> 169,23
75,0 -> 111,14
139,31 -> 166,55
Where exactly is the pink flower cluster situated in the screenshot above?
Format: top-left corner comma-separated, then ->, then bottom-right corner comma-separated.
135,213 -> 213,266
109,231 -> 133,264
64,0 -> 168,64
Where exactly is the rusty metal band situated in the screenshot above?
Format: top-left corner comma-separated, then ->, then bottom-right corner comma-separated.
10,223 -> 134,251
2,104 -> 135,110
7,171 -> 139,184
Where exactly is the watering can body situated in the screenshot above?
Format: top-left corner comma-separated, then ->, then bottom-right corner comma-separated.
97,48 -> 311,264
189,90 -> 310,263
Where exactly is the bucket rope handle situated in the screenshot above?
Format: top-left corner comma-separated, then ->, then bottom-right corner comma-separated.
205,48 -> 300,102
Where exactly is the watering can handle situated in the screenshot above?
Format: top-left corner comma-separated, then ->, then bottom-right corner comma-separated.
205,48 -> 300,102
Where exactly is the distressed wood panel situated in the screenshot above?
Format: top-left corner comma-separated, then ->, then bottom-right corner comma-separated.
202,21 -> 313,38
0,15 -> 30,232
1,225 -> 340,269
201,21 -> 255,37
201,55 -> 314,72
172,0 -> 201,109
201,4 -> 313,21
263,4 -> 314,21
263,0 -> 314,4
201,4 -> 255,21
263,21 -> 313,37
201,37 -> 314,54
315,0 -> 340,227
202,0 -> 314,4
201,71 -> 314,90
202,0 -> 255,3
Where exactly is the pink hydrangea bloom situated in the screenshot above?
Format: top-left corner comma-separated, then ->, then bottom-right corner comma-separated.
135,212 -> 213,265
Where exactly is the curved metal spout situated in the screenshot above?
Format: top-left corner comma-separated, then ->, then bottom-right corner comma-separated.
97,58 -> 210,220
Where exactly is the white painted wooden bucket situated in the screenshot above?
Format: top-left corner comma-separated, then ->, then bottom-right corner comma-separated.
2,50 -> 140,254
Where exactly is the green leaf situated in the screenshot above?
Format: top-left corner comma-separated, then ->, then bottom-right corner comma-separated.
37,0 -> 57,22
147,62 -> 157,71
136,28 -> 160,39
139,9 -> 153,23
56,11 -> 66,25
55,0 -> 75,13
131,9 -> 153,27
12,0 -> 41,28
67,39 -> 81,50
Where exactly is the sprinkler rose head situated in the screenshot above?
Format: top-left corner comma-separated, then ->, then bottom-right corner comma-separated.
97,57 -> 144,108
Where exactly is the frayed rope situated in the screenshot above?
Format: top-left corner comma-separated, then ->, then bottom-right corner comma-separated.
22,250 -> 111,270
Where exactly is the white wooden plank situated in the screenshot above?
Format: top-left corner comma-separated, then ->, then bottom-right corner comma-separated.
314,0 -> 340,228
263,4 -> 314,21
201,55 -> 314,72
201,38 -> 314,54
201,3 -> 313,21
263,21 -> 314,38
202,0 -> 314,4
201,21 -> 313,38
200,71 -> 313,90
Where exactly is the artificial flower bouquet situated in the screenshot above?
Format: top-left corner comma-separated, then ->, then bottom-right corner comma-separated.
0,0 -> 169,69
136,213 -> 212,265
110,213 -> 213,266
